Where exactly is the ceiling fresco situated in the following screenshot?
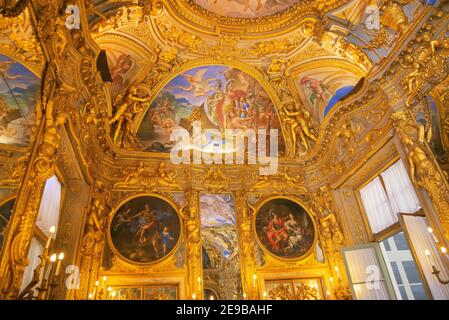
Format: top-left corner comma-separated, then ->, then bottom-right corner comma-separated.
137,65 -> 285,153
0,54 -> 39,147
193,0 -> 300,18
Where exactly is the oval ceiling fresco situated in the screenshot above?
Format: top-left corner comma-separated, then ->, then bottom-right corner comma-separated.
193,0 -> 300,18
137,65 -> 285,154
0,54 -> 40,147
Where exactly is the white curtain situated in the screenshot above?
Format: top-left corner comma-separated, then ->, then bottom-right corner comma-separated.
343,246 -> 392,300
402,215 -> 449,299
381,161 -> 421,214
360,177 -> 397,234
35,175 -> 62,237
20,237 -> 43,292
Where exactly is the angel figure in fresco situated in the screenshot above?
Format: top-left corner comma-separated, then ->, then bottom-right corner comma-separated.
300,76 -> 331,109
172,69 -> 218,97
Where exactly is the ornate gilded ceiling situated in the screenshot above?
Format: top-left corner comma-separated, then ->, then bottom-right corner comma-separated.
0,0 -> 444,190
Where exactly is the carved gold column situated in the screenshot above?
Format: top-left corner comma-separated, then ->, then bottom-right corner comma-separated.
235,192 -> 258,300
392,110 -> 449,242
76,181 -> 110,300
183,189 -> 203,300
0,100 -> 66,299
312,186 -> 352,300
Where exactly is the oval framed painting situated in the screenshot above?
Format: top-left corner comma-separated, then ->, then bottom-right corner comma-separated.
108,194 -> 181,265
254,197 -> 316,260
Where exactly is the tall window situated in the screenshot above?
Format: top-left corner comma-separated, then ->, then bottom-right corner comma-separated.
359,160 -> 421,235
21,175 -> 62,291
343,160 -> 428,300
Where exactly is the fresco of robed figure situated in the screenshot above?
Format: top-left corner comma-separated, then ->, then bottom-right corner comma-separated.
137,65 -> 284,154
110,196 -> 181,264
255,198 -> 315,259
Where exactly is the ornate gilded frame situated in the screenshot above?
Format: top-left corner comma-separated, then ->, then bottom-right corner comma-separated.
253,195 -> 318,262
106,192 -> 183,267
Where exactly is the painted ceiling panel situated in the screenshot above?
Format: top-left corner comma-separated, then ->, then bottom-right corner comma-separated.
193,0 -> 300,18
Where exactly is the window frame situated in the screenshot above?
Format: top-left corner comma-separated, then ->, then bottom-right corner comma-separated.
397,212 -> 434,300
341,243 -> 397,300
355,156 -> 421,241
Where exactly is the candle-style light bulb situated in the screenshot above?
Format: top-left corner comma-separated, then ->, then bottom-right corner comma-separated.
108,286 -> 112,292
88,293 -> 93,299
441,247 -> 447,254
427,227 -> 433,233
263,291 -> 267,298
50,254 -> 57,262
45,226 -> 56,249
54,252 -> 64,276
253,274 -> 257,280
210,295 -> 214,300
425,249 -> 431,256
192,293 -> 196,300
95,280 -> 99,287
103,276 -> 107,282
330,277 -> 334,282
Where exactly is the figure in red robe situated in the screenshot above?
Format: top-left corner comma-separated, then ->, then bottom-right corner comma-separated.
266,212 -> 289,252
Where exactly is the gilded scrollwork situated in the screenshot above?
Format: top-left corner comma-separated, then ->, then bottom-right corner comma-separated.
114,162 -> 180,190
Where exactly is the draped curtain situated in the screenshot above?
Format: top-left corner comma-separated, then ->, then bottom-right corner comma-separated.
35,175 -> 62,236
360,160 -> 421,234
343,246 -> 392,300
381,161 -> 421,214
360,177 -> 397,234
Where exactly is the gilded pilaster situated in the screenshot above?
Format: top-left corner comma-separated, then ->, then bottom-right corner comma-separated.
183,189 -> 203,300
312,186 -> 351,300
393,110 -> 449,242
76,181 -> 110,300
235,192 -> 258,299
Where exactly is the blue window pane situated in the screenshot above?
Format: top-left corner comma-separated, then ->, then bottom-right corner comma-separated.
398,286 -> 408,300
383,239 -> 391,251
411,284 -> 428,300
402,261 -> 423,284
390,262 -> 403,285
393,232 -> 409,251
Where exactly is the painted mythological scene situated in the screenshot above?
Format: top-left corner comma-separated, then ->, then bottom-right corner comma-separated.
0,55 -> 40,147
255,198 -> 315,259
110,196 -> 180,264
137,65 -> 284,153
200,194 -> 243,300
194,0 -> 300,18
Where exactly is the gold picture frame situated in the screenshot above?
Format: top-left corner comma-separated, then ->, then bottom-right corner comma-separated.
107,193 -> 183,267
